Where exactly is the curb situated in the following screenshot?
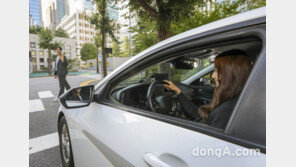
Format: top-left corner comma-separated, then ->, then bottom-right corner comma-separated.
29,73 -> 99,78
80,79 -> 100,86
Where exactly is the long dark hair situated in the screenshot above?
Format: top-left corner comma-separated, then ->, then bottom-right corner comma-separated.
198,50 -> 252,121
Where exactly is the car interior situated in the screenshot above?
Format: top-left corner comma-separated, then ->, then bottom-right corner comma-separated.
108,37 -> 263,126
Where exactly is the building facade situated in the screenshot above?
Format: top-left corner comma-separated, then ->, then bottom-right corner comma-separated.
29,0 -> 43,26
45,0 -> 59,29
56,11 -> 97,58
29,34 -> 77,72
57,0 -> 70,21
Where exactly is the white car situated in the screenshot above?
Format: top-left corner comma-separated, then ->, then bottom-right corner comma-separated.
57,7 -> 266,167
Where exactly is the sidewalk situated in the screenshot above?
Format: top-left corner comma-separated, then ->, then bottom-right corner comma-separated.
29,70 -> 98,78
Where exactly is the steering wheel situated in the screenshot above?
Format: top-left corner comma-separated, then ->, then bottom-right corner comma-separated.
146,81 -> 182,116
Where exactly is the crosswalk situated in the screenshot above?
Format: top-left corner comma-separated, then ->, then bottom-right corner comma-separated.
29,90 -> 59,155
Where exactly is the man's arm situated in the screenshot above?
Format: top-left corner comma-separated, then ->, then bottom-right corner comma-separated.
61,56 -> 68,66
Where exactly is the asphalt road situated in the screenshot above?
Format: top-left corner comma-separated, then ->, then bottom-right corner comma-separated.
29,75 -> 100,167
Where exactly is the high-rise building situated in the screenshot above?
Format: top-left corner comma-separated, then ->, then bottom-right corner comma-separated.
56,10 -> 97,58
107,3 -> 119,21
57,0 -> 70,21
56,1 -> 121,57
45,0 -> 58,29
29,0 -> 43,26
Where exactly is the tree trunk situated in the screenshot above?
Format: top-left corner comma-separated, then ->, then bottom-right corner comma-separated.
157,20 -> 171,74
101,0 -> 107,77
48,47 -> 52,76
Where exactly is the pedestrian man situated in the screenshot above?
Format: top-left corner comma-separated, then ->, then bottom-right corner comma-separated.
52,46 -> 71,102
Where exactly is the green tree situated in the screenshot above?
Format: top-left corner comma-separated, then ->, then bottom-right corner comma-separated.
111,40 -> 121,57
131,16 -> 157,55
121,0 -> 204,72
29,25 -> 42,34
55,28 -> 70,38
88,0 -> 118,77
130,0 -> 266,56
38,28 -> 60,76
80,43 -> 97,61
120,36 -> 132,57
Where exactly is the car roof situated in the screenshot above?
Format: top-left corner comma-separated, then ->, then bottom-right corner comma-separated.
96,7 -> 266,89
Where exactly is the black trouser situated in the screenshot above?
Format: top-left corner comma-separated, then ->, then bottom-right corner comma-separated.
58,75 -> 70,97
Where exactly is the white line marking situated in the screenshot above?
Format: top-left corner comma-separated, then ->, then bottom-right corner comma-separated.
29,99 -> 45,113
38,91 -> 54,98
29,133 -> 59,154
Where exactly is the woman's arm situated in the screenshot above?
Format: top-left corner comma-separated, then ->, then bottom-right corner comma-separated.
177,93 -> 202,120
163,80 -> 202,121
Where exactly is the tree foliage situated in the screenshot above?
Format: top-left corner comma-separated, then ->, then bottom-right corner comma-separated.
29,26 -> 43,34
88,0 -> 119,76
120,36 -> 132,57
55,28 -> 70,38
111,40 -> 121,57
37,28 -> 61,75
121,0 -> 203,42
80,43 -> 98,61
130,0 -> 266,56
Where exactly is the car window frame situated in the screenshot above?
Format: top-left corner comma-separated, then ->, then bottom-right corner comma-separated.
95,20 -> 266,153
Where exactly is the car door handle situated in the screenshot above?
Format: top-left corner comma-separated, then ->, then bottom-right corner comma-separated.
143,153 -> 171,167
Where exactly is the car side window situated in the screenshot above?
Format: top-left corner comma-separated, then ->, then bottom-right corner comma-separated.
191,71 -> 216,87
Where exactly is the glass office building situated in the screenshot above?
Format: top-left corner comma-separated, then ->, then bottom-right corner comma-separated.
57,0 -> 69,21
29,0 -> 42,26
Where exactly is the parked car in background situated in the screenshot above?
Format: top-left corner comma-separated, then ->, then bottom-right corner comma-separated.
57,7 -> 266,167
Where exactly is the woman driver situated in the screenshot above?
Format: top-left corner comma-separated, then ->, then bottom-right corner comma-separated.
164,49 -> 252,129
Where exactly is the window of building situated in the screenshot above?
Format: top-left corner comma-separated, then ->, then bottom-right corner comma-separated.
31,50 -> 36,57
39,51 -> 44,56
39,58 -> 44,63
85,31 -> 89,34
32,58 -> 36,63
85,24 -> 89,28
90,31 -> 94,35
91,25 -> 94,28
80,36 -> 84,40
30,42 -> 36,48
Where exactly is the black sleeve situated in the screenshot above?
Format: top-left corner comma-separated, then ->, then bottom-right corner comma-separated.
62,56 -> 68,66
208,101 -> 235,129
177,92 -> 202,121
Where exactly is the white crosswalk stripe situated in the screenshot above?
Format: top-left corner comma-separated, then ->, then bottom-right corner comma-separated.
29,132 -> 59,154
38,91 -> 54,98
29,99 -> 45,113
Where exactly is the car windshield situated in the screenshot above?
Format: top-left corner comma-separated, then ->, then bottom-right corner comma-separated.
117,56 -> 213,87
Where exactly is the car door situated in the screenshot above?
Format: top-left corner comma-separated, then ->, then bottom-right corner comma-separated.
72,87 -> 265,167
70,18 -> 266,166
71,53 -> 265,167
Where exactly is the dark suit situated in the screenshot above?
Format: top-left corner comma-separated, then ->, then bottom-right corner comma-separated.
54,56 -> 71,97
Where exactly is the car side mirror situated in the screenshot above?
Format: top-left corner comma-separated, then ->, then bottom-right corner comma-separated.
59,85 -> 95,109
200,78 -> 212,86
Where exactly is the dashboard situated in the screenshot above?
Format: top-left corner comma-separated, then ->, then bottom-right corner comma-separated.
110,82 -> 196,111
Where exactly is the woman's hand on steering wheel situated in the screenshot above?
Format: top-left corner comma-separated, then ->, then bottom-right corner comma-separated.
163,80 -> 182,95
